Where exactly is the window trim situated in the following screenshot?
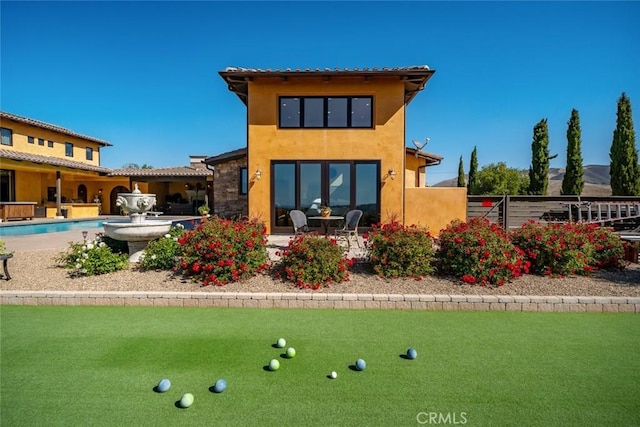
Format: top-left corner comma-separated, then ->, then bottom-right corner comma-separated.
65,142 -> 74,157
38,138 -> 45,146
86,147 -> 93,160
278,96 -> 373,129
48,140 -> 54,148
28,136 -> 35,144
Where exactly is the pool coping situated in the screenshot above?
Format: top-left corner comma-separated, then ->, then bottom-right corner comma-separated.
2,291 -> 639,312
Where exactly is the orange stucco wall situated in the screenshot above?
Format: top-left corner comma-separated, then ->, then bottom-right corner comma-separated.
404,187 -> 467,236
405,154 -> 427,188
246,76 -> 407,232
1,117 -> 104,166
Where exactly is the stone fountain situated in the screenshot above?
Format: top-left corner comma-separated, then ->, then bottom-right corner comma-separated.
103,184 -> 172,262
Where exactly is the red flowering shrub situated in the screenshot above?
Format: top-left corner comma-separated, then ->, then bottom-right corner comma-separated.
437,218 -> 527,286
274,235 -> 351,290
365,222 -> 435,278
175,217 -> 269,286
510,221 -> 625,276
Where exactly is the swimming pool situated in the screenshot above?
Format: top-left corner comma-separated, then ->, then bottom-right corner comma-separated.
0,217 -> 201,237
0,219 -> 106,237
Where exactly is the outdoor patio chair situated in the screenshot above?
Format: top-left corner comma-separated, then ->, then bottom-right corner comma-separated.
334,209 -> 363,250
289,210 -> 311,236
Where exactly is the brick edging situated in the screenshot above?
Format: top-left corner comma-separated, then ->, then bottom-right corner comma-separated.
1,291 -> 639,312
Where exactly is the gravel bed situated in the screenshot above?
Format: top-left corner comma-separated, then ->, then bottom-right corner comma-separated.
2,249 -> 639,297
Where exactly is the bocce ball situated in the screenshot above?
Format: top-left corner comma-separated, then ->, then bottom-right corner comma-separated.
213,379 -> 227,393
407,347 -> 418,360
269,359 -> 280,371
179,393 -> 194,408
276,338 -> 286,348
156,378 -> 171,393
286,347 -> 296,358
355,359 -> 366,371
330,371 -> 337,379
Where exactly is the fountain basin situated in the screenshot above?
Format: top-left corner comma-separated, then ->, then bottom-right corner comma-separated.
103,219 -> 172,262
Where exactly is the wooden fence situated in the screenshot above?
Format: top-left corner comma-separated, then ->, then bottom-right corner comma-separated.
467,195 -> 640,230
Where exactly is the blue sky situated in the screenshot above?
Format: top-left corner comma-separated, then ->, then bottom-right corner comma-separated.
1,1 -> 638,184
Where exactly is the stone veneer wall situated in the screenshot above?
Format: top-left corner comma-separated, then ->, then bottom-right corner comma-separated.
213,157 -> 248,218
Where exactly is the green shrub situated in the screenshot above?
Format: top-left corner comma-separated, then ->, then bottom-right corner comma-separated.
175,217 -> 269,286
437,218 -> 527,286
365,222 -> 435,279
57,236 -> 129,277
139,224 -> 187,271
274,235 -> 351,289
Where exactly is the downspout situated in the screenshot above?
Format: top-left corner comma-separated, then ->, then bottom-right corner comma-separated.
205,163 -> 215,215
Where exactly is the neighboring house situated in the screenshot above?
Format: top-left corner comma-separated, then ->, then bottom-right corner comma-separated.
0,111 -> 212,218
207,66 -> 466,235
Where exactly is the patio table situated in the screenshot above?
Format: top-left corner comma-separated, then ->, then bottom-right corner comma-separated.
308,215 -> 344,237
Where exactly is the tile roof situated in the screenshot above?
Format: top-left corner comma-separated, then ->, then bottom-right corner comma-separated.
0,111 -> 112,146
405,147 -> 443,165
219,65 -> 436,105
203,148 -> 247,165
0,148 -> 112,173
109,166 -> 213,177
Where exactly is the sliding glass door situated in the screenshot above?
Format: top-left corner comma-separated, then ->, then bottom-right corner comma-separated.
271,160 -> 380,234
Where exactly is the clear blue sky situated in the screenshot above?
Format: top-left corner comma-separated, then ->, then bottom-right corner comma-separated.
2,1 -> 638,184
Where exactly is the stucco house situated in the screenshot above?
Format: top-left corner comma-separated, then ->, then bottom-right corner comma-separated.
205,65 -> 466,235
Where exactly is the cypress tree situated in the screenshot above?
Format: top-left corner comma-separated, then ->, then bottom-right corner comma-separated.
561,109 -> 584,195
457,156 -> 466,187
528,118 -> 550,195
610,92 -> 639,196
468,146 -> 478,194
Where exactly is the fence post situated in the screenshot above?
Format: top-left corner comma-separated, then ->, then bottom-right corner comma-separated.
503,195 -> 510,231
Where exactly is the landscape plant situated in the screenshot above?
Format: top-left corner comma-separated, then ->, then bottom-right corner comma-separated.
365,221 -> 435,279
510,221 -> 626,276
175,217 -> 269,286
139,223 -> 186,271
610,92 -> 639,196
273,235 -> 351,289
57,235 -> 129,277
529,118 -> 550,195
436,217 -> 528,285
562,108 -> 584,195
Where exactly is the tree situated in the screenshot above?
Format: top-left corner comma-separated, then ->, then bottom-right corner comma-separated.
610,92 -> 639,196
561,109 -> 584,195
528,119 -> 550,195
468,146 -> 478,194
122,163 -> 140,169
474,162 -> 529,195
457,156 -> 466,187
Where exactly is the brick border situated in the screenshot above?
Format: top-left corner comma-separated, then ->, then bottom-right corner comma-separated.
1,291 -> 639,312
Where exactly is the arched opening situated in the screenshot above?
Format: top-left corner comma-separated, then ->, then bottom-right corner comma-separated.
77,184 -> 88,203
110,186 -> 129,215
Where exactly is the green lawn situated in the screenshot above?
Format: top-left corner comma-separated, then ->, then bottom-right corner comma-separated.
1,306 -> 639,426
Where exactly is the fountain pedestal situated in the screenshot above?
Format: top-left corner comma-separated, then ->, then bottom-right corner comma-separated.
103,185 -> 172,262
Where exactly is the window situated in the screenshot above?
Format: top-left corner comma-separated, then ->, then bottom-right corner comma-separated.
1,128 -> 12,146
48,140 -> 54,148
271,160 -> 380,233
65,142 -> 73,157
279,96 -> 372,128
86,147 -> 93,160
28,136 -> 35,144
240,167 -> 248,195
38,138 -> 44,146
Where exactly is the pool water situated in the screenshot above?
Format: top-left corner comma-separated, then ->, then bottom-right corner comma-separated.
0,220 -> 106,237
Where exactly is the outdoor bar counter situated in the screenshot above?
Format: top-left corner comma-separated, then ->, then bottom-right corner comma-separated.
44,203 -> 101,219
0,202 -> 36,222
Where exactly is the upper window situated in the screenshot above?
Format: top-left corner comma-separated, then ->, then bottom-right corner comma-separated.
1,128 -> 13,146
65,142 -> 73,157
48,140 -> 54,148
38,138 -> 45,146
279,96 -> 372,129
86,147 -> 93,160
28,136 -> 35,144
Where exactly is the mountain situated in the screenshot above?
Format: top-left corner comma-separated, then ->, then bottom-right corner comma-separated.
433,164 -> 612,196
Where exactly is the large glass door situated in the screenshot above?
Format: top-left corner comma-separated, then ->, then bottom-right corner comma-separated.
271,161 -> 380,234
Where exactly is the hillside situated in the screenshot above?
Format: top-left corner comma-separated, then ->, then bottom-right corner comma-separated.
433,164 -> 612,196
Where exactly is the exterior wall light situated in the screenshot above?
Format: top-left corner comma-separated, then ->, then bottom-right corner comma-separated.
388,169 -> 397,180
254,169 -> 262,181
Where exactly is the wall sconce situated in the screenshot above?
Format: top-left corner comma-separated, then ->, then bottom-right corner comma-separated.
254,169 -> 262,181
388,169 -> 397,180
